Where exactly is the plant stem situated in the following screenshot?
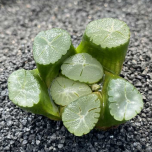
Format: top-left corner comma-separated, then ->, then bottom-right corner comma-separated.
33,29 -> 76,88
96,71 -> 143,129
37,45 -> 76,88
96,72 -> 126,129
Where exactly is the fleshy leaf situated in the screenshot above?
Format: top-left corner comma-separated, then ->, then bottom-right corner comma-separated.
33,28 -> 76,88
33,28 -> 71,65
61,53 -> 104,84
85,18 -> 130,48
76,18 -> 130,75
8,69 -> 40,107
50,77 -> 92,106
108,78 -> 143,121
8,69 -> 60,120
62,93 -> 101,136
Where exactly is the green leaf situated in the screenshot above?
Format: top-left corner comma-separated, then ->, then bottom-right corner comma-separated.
62,93 -> 101,136
33,29 -> 71,65
85,18 -> 130,48
8,69 -> 40,107
8,69 -> 60,120
33,28 -> 76,88
108,78 -> 143,121
76,18 -> 130,75
50,76 -> 92,106
96,72 -> 143,130
61,53 -> 104,84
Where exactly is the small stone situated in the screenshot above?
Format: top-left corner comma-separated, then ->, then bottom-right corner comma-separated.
58,144 -> 63,149
134,81 -> 142,87
132,60 -> 137,65
148,73 -> 152,79
142,68 -> 148,75
7,121 -> 13,126
36,140 -> 40,145
91,148 -> 96,152
22,140 -> 28,145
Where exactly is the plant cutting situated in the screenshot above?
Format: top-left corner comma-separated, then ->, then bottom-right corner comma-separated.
77,18 -> 130,75
96,71 -> 143,129
8,18 -> 143,136
33,28 -> 76,88
8,69 -> 60,120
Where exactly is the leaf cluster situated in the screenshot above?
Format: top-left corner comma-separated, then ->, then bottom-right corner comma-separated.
8,18 -> 143,136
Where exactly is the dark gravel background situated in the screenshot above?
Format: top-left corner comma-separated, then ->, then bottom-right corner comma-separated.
0,0 -> 152,151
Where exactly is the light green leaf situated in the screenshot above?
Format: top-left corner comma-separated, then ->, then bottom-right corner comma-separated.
76,18 -> 130,75
33,28 -> 75,88
33,28 -> 71,65
86,18 -> 130,48
8,69 -> 60,120
108,78 -> 143,121
50,77 -> 92,106
62,93 -> 101,136
61,53 -> 104,84
8,69 -> 40,107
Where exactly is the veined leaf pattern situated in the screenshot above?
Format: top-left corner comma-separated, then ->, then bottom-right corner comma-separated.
50,77 -> 92,106
8,69 -> 40,107
108,78 -> 143,121
86,18 -> 130,48
61,53 -> 104,84
33,29 -> 71,65
62,93 -> 101,136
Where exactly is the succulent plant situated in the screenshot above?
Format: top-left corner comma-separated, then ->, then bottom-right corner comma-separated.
8,18 -> 143,136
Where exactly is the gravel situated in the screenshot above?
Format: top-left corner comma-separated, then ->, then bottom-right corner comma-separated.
0,0 -> 152,152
